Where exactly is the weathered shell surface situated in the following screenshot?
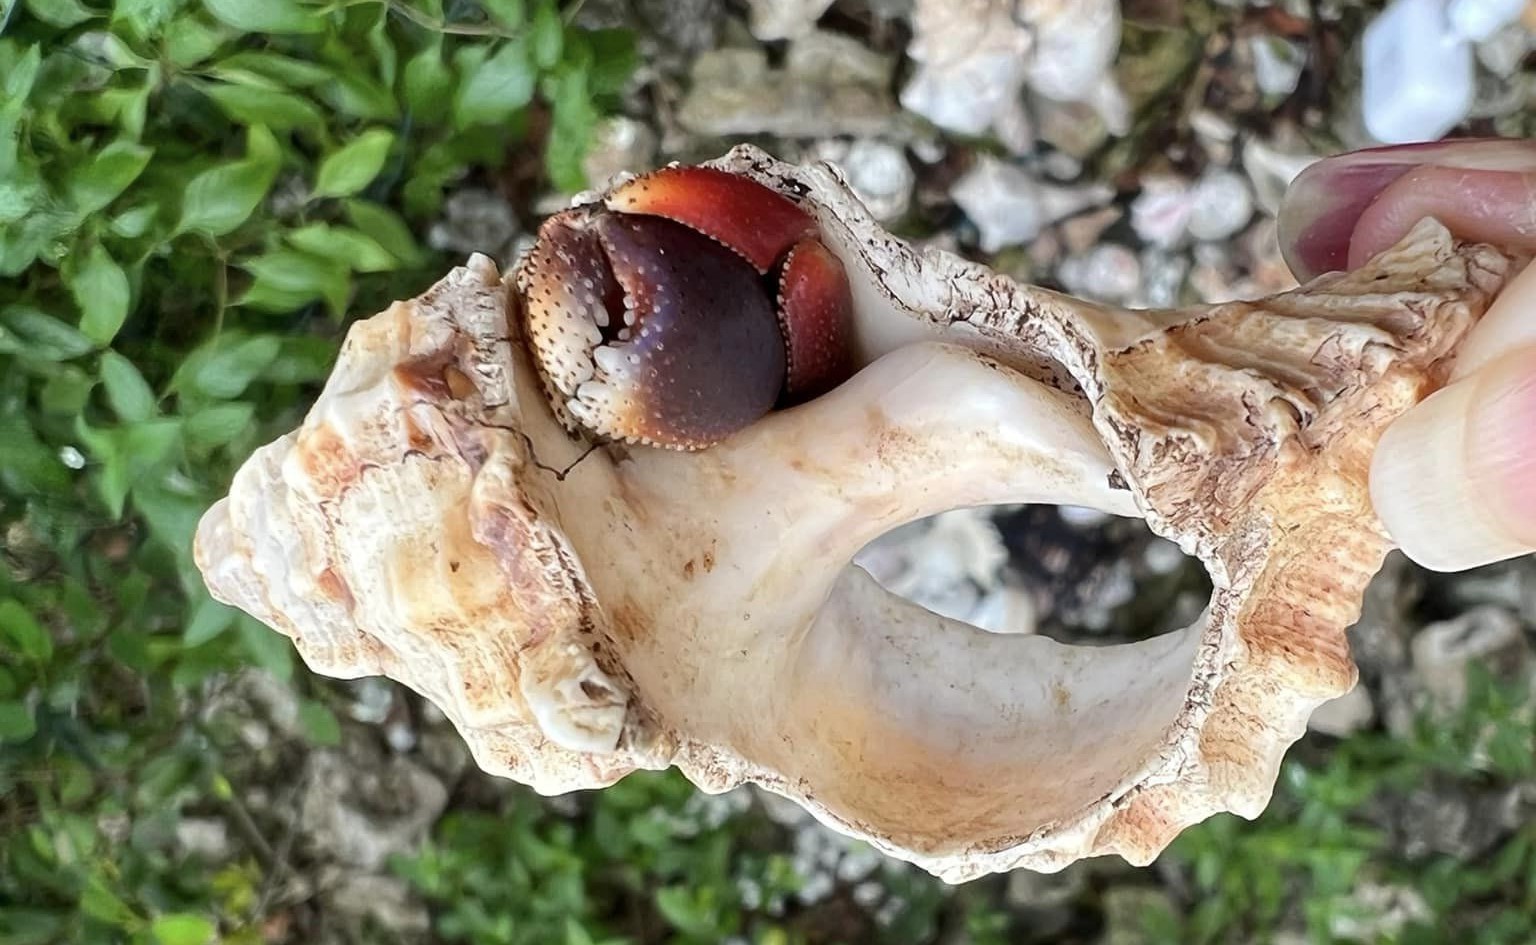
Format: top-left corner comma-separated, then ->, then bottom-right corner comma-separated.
196,146 -> 1516,881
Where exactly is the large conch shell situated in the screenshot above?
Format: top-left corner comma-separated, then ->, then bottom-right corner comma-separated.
195,146 -> 1517,880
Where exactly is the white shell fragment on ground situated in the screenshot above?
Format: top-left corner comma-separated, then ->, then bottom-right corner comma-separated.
742,0 -> 836,40
901,0 -> 1129,153
196,145 -> 1518,881
952,155 -> 1114,253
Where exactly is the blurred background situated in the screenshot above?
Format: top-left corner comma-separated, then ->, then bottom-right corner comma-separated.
1,1 -> 1534,943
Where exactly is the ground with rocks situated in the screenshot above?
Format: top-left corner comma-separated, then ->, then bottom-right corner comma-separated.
206,2 -> 1536,942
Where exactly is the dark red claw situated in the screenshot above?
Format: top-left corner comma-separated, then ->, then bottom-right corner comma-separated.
594,215 -> 787,448
606,166 -> 819,274
777,238 -> 855,403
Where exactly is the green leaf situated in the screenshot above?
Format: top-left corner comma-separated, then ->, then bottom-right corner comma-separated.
403,40 -> 453,117
192,336 -> 280,398
483,0 -> 524,28
211,51 -> 335,88
298,699 -> 341,746
0,909 -> 66,945
0,413 -> 71,495
0,159 -> 44,225
0,701 -> 37,743
4,45 -> 43,102
0,599 -> 52,663
176,125 -> 280,236
202,82 -> 325,135
237,616 -> 292,681
69,140 -> 154,215
109,203 -> 159,238
544,66 -> 596,194
100,350 -> 157,422
202,0 -> 324,33
163,13 -> 229,68
531,0 -> 563,70
286,223 -> 397,273
0,206 -> 79,276
183,401 -> 255,448
182,594 -> 235,647
655,887 -> 715,937
238,247 -> 348,314
454,39 -> 535,129
0,305 -> 96,360
584,29 -> 637,97
367,9 -> 398,88
113,0 -> 180,37
23,0 -> 96,28
150,913 -> 215,945
318,71 -> 398,122
314,129 -> 395,198
134,481 -> 205,559
77,418 -> 182,517
74,29 -> 151,68
343,199 -> 425,266
264,336 -> 337,385
69,244 -> 132,345
564,918 -> 597,945
40,366 -> 94,415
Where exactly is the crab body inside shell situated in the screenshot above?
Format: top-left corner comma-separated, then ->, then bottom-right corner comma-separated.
516,166 -> 855,450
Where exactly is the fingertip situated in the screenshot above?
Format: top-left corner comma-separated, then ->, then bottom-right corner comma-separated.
1451,260 -> 1536,382
1372,347 -> 1536,571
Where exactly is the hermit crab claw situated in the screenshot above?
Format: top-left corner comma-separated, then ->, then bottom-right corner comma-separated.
195,145 -> 1520,880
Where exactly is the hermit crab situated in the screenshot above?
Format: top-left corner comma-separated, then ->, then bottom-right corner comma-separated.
195,145 -> 1521,879
517,165 -> 853,449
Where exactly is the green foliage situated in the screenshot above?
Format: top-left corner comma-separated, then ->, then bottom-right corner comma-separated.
1153,664 -> 1536,945
394,770 -> 1015,945
0,0 -> 632,940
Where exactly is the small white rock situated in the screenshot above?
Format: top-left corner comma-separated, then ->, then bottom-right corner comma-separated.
1187,168 -> 1255,243
1143,537 -> 1187,576
744,0 -> 835,40
812,138 -> 915,222
1475,21 -> 1534,76
1410,605 -> 1530,712
1130,175 -> 1195,249
175,817 -> 232,861
1022,0 -> 1131,134
1241,136 -> 1320,217
952,155 -> 1112,253
900,0 -> 1033,140
581,117 -> 658,192
1138,247 -> 1192,308
1058,505 -> 1111,528
1309,684 -> 1377,738
1057,243 -> 1142,305
1249,34 -> 1308,98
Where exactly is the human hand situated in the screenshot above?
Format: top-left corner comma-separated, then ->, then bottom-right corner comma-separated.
1278,138 -> 1536,572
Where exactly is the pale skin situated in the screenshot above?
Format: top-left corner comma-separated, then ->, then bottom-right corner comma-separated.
1277,138 -> 1536,572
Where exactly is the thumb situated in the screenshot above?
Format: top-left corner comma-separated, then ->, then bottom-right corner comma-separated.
1371,268 -> 1536,571
1277,138 -> 1536,571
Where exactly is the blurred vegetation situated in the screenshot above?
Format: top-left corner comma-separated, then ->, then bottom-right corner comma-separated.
0,0 -> 632,941
1,2 -> 1534,944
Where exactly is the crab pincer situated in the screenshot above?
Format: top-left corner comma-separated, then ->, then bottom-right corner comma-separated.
515,166 -> 855,450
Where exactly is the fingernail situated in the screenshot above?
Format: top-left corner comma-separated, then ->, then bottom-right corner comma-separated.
1344,165 -> 1536,270
1278,138 -> 1536,281
1371,346 -> 1536,571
